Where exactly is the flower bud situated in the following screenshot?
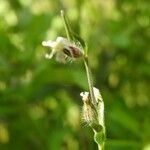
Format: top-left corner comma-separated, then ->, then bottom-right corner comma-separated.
80,91 -> 98,125
80,87 -> 104,126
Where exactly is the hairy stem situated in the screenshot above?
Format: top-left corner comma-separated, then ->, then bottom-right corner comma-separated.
83,56 -> 97,106
84,56 -> 105,150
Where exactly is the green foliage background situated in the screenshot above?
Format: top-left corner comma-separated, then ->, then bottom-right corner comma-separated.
0,0 -> 149,150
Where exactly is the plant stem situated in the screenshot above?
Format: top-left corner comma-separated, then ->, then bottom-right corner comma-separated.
84,56 -> 105,150
61,10 -> 72,41
61,10 -> 105,149
98,145 -> 104,150
61,10 -> 96,106
83,56 -> 97,106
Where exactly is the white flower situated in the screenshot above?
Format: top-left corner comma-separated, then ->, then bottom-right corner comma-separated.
42,37 -> 83,63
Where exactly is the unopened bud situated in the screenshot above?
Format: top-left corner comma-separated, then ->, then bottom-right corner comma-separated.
80,91 -> 98,125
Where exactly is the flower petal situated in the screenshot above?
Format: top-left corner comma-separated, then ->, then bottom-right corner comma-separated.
80,92 -> 89,102
80,87 -> 102,103
56,37 -> 71,46
93,87 -> 103,102
45,53 -> 52,59
55,52 -> 67,63
42,41 -> 56,48
45,49 -> 56,59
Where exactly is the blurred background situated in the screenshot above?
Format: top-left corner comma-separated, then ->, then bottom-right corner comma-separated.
0,0 -> 150,150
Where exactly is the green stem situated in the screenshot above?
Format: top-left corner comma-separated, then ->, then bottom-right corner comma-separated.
98,145 -> 104,150
83,56 -> 106,150
94,126 -> 105,150
83,56 -> 97,106
61,10 -> 72,41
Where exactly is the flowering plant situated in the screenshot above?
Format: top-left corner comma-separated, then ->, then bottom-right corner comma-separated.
42,10 -> 106,150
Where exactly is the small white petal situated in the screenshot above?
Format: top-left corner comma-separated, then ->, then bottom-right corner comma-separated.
80,87 -> 102,103
93,87 -> 103,102
42,41 -> 56,47
45,49 -> 56,59
56,37 -> 71,46
80,92 -> 89,102
45,53 -> 53,59
42,41 -> 51,46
